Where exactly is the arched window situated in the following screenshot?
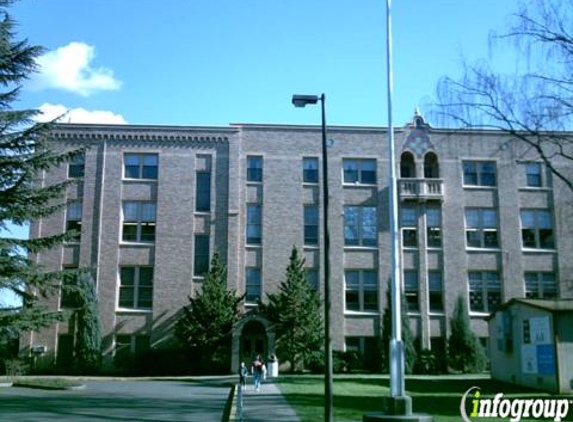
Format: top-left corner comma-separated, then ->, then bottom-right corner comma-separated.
424,152 -> 439,178
400,152 -> 416,178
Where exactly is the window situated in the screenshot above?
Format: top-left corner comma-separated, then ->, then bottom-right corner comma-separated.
400,205 -> 417,248
465,209 -> 499,248
66,201 -> 82,242
196,172 -> 211,212
122,202 -> 156,242
304,205 -> 319,245
520,210 -> 554,249
426,207 -> 442,248
194,235 -> 209,276
119,266 -> 153,309
60,265 -> 81,309
115,334 -> 150,363
525,163 -> 542,187
345,336 -> 378,358
343,159 -> 376,184
525,272 -> 557,299
246,267 -> 261,303
404,270 -> 419,313
463,161 -> 496,186
344,206 -> 377,246
124,153 -> 158,179
247,156 -> 263,182
246,205 -> 262,244
424,152 -> 439,178
56,334 -> 74,369
306,268 -> 319,290
468,271 -> 501,313
428,271 -> 443,313
303,157 -> 319,183
68,153 -> 85,178
400,152 -> 416,178
345,270 -> 378,312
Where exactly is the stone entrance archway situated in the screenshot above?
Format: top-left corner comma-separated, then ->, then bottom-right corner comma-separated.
231,314 -> 275,372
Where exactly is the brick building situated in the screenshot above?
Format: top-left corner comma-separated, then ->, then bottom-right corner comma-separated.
23,113 -> 573,371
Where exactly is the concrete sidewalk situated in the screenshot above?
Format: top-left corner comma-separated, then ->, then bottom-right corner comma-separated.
235,381 -> 301,422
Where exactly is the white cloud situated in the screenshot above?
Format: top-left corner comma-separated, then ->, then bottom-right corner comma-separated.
37,103 -> 127,124
34,42 -> 122,96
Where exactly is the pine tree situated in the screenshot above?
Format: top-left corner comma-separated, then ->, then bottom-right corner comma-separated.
0,1 -> 80,337
174,251 -> 243,373
382,281 -> 417,374
447,296 -> 486,373
260,246 -> 323,372
72,272 -> 101,374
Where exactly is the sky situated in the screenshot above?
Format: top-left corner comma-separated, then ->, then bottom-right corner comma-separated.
12,0 -> 523,128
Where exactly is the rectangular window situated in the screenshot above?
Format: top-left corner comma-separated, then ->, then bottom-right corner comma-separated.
344,206 -> 377,246
66,201 -> 82,242
404,270 -> 419,313
246,204 -> 262,244
426,207 -> 442,248
525,163 -> 542,187
195,172 -> 211,212
344,270 -> 378,312
428,271 -> 444,313
343,159 -> 377,184
56,334 -> 74,368
303,157 -> 319,183
463,161 -> 496,186
114,334 -> 150,361
119,266 -> 153,309
520,209 -> 554,249
306,268 -> 319,290
465,208 -> 499,248
124,153 -> 158,180
304,205 -> 319,245
60,265 -> 80,309
246,267 -> 261,303
68,153 -> 85,178
525,272 -> 557,299
122,201 -> 156,242
247,156 -> 263,182
468,271 -> 501,313
400,205 -> 418,248
194,235 -> 209,277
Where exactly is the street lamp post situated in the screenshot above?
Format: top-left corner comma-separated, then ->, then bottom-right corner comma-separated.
292,93 -> 333,422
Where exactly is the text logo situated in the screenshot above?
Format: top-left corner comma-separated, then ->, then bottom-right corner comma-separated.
460,386 -> 571,422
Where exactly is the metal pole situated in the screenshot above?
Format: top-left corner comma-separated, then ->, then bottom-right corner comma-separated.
320,93 -> 333,422
386,0 -> 405,398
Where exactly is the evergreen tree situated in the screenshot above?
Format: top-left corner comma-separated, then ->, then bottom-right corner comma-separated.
382,281 -> 416,374
174,251 -> 243,373
260,246 -> 323,372
447,296 -> 487,373
0,1 -> 80,336
72,272 -> 101,374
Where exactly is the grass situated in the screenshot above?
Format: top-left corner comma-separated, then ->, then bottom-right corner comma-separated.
275,374 -> 573,422
10,377 -> 84,390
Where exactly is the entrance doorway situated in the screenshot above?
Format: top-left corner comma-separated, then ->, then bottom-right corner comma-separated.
240,320 -> 267,362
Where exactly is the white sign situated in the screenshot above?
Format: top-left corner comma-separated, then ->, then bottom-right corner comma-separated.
530,316 -> 552,344
522,344 -> 537,374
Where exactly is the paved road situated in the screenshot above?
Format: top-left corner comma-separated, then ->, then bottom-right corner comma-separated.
237,382 -> 301,422
0,379 -> 232,422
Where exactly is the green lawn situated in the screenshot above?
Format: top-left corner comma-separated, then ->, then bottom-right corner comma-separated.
275,374 -> 573,422
10,377 -> 84,390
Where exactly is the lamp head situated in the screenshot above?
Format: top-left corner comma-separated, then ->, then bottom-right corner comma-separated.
292,94 -> 320,108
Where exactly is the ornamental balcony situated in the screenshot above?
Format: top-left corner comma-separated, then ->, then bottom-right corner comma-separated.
398,178 -> 444,202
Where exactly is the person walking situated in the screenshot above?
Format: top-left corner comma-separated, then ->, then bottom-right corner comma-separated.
239,361 -> 248,391
251,355 -> 264,392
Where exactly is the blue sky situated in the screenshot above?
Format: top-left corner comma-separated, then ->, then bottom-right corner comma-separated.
14,0 -> 521,128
